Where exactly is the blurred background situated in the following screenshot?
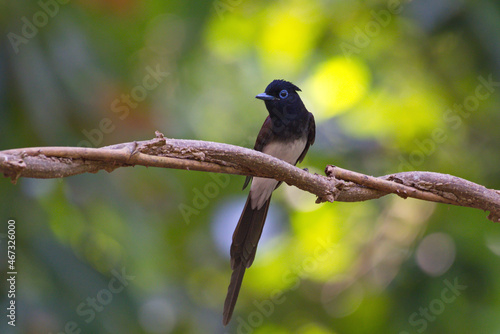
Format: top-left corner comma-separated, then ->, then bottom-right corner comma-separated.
1,0 -> 500,333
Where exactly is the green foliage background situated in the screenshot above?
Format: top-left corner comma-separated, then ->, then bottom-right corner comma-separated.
1,0 -> 500,333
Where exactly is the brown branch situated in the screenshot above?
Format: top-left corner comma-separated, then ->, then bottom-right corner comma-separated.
326,166 -> 459,205
1,131 -> 499,222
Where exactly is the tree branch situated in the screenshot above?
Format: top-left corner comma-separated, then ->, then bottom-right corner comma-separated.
1,131 -> 499,222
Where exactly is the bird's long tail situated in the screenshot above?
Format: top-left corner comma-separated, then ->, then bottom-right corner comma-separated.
222,262 -> 245,325
222,195 -> 271,325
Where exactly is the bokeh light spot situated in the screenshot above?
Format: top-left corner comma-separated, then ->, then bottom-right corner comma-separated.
306,57 -> 371,119
138,297 -> 176,334
416,232 -> 456,276
258,1 -> 323,75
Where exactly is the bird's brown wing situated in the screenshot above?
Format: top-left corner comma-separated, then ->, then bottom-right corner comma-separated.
296,112 -> 316,164
243,116 -> 274,190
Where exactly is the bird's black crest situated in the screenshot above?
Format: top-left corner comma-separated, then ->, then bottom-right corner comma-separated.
264,79 -> 301,95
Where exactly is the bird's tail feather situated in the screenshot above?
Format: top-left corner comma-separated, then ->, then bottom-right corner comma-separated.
230,195 -> 271,268
223,194 -> 271,325
222,263 -> 245,326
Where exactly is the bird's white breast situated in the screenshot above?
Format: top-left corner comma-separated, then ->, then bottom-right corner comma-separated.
261,138 -> 307,164
249,138 -> 307,209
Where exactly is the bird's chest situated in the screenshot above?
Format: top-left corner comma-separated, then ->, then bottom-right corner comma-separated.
271,115 -> 309,141
262,138 -> 307,164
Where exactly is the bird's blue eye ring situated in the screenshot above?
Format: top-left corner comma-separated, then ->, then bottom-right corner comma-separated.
279,90 -> 288,99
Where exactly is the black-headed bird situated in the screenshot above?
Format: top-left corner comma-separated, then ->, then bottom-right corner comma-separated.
223,80 -> 316,325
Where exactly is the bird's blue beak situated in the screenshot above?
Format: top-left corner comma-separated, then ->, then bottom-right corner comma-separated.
255,93 -> 277,101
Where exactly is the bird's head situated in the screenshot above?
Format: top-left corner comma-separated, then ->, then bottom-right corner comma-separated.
256,80 -> 304,117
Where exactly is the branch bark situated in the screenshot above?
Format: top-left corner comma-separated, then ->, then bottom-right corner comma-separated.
1,131 -> 499,222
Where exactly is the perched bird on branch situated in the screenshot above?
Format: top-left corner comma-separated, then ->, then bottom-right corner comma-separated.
223,80 -> 316,325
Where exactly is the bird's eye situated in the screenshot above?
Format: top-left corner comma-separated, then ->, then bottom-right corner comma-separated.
279,90 -> 288,99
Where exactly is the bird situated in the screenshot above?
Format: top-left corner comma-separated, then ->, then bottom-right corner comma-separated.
222,79 -> 316,325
